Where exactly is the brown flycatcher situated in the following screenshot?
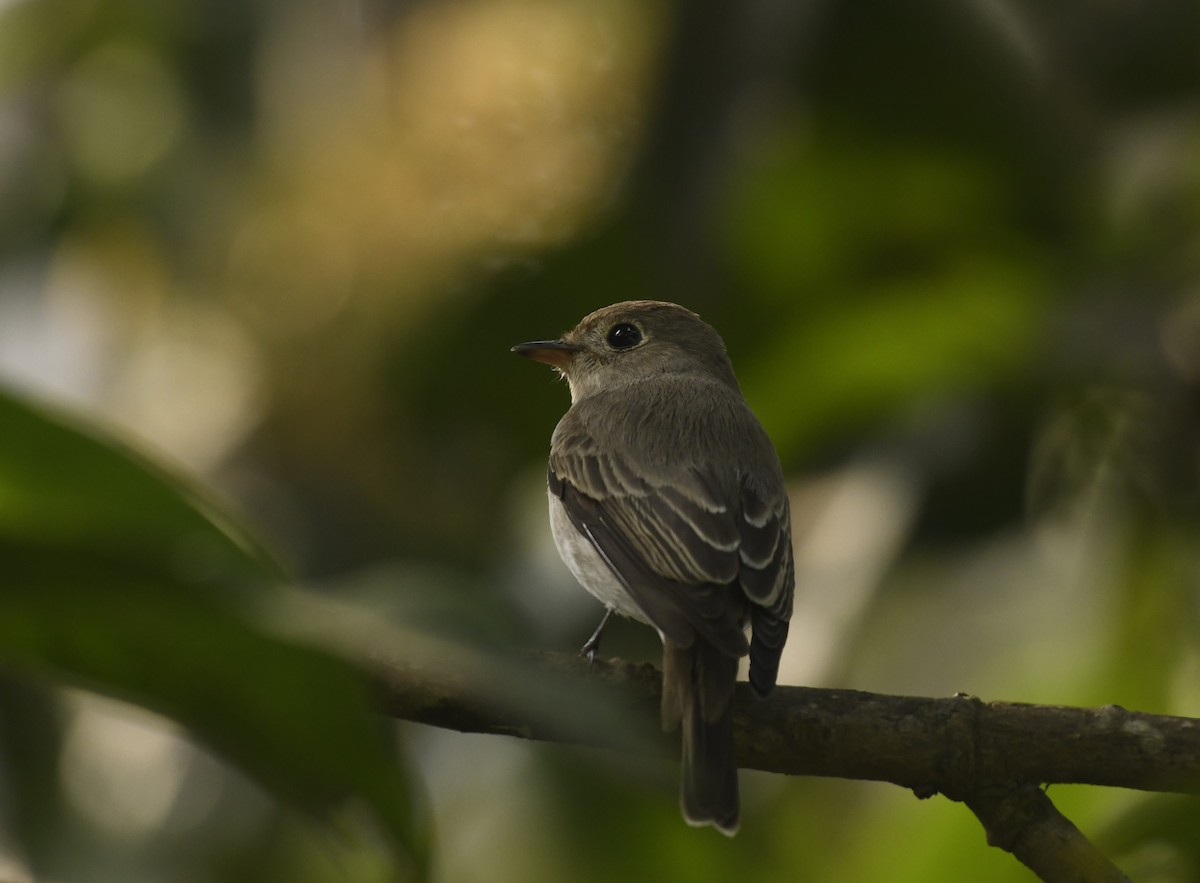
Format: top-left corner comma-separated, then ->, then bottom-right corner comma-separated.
514,300 -> 794,835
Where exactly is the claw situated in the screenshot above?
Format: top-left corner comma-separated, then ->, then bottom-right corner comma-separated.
580,607 -> 614,669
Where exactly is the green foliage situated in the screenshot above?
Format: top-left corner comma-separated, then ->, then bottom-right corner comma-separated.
0,388 -> 426,879
744,258 -> 1047,455
0,391 -> 274,581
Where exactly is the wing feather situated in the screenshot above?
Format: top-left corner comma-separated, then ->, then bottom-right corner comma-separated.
548,381 -> 793,691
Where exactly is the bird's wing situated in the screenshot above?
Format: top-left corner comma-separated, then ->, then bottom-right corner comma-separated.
549,425 -> 752,658
736,477 -> 793,617
737,478 -> 793,695
550,386 -> 794,691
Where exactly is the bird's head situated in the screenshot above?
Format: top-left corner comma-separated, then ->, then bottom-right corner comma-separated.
512,300 -> 739,402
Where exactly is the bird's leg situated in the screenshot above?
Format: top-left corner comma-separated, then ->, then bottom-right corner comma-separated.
580,607 -> 614,667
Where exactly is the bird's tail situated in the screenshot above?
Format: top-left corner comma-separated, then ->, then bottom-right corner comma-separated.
662,640 -> 740,836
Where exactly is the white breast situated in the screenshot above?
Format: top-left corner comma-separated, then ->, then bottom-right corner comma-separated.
548,490 -> 651,625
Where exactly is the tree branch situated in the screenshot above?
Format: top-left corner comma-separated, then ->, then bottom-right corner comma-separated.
367,647 -> 1195,880
966,784 -> 1130,883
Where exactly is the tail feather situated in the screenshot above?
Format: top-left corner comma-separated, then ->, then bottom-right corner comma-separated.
664,640 -> 740,835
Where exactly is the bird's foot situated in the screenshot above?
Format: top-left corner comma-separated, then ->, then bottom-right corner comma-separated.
579,607 -> 614,670
580,636 -> 601,667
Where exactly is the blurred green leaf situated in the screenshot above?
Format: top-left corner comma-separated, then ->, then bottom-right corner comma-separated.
1101,794 -> 1200,880
0,386 -> 280,587
725,136 -> 1012,301
743,259 -> 1048,456
0,388 -> 427,876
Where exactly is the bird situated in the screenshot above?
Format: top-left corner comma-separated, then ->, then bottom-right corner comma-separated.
512,300 -> 793,835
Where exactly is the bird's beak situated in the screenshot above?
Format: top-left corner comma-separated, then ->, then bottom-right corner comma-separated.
511,339 -> 584,368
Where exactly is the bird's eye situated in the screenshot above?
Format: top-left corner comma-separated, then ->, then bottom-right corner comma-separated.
606,322 -> 643,350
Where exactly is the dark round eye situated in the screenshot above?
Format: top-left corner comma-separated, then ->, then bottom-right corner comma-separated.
606,322 -> 643,350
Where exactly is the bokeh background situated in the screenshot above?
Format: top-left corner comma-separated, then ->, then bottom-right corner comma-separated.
3,0 -> 1200,880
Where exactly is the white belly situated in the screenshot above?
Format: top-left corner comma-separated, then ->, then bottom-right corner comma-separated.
548,491 -> 651,625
